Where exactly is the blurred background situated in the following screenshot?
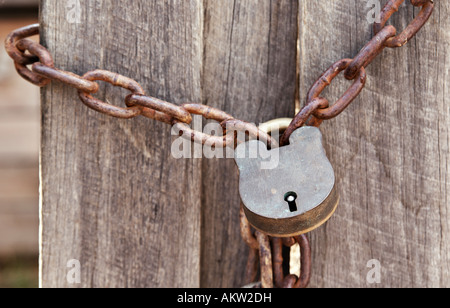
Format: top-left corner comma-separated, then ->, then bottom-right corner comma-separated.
0,0 -> 40,288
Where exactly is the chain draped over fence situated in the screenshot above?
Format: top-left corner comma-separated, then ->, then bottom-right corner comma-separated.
281,0 -> 434,146
4,0 -> 433,288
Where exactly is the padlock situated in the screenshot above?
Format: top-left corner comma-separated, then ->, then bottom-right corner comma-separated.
234,125 -> 339,237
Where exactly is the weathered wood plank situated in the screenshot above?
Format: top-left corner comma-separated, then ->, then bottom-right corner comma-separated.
201,0 -> 298,287
40,0 -> 203,288
299,0 -> 449,287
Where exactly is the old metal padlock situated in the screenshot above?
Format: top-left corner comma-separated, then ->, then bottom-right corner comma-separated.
234,125 -> 339,237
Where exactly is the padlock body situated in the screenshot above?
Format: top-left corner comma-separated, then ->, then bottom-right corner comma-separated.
242,185 -> 339,237
235,126 -> 339,237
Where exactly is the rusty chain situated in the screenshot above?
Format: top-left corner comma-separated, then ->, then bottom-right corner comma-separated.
240,205 -> 311,289
247,0 -> 433,288
4,0 -> 433,288
281,0 -> 434,146
5,25 -> 276,150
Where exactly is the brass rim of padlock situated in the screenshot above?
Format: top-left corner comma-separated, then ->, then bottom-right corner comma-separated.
258,118 -> 294,137
237,118 -> 340,238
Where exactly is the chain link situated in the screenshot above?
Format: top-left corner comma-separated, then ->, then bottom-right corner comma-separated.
309,59 -> 367,120
4,0 -> 434,288
4,24 -> 276,149
241,204 -> 312,289
78,70 -> 146,119
12,36 -> 53,86
282,0 -> 434,143
4,24 -> 39,65
374,0 -> 434,48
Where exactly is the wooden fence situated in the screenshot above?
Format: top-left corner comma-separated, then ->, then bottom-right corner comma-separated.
40,0 -> 449,287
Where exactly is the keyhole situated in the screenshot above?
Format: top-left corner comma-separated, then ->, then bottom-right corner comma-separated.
284,192 -> 298,212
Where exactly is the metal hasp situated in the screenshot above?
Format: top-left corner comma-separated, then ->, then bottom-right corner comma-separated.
235,126 -> 339,237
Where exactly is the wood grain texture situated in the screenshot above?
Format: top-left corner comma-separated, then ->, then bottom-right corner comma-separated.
40,0 -> 203,288
201,0 -> 298,287
299,0 -> 450,287
39,0 -> 449,288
